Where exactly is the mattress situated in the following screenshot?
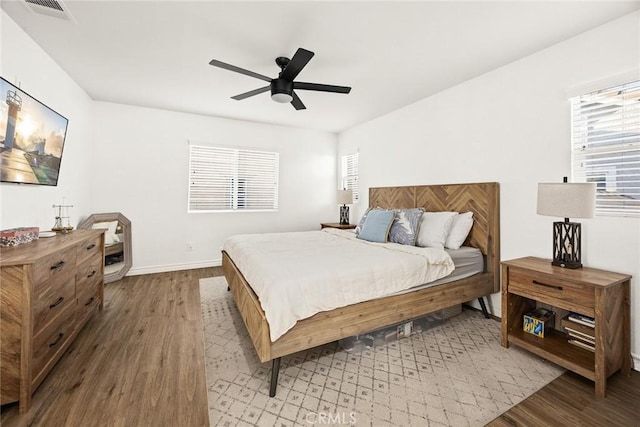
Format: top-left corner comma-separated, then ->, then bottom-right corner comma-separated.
391,246 -> 484,295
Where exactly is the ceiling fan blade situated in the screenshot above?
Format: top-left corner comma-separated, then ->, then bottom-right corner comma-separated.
291,91 -> 306,110
280,48 -> 314,81
231,86 -> 270,100
209,59 -> 272,82
293,82 -> 351,94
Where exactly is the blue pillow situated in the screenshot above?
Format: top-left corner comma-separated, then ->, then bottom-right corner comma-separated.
357,209 -> 395,243
354,207 -> 372,236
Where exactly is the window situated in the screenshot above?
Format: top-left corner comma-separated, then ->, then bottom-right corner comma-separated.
341,152 -> 359,203
188,144 -> 279,212
571,80 -> 640,217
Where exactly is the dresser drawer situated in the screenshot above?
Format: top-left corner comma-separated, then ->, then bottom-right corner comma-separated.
32,247 -> 76,288
508,270 -> 595,314
33,273 -> 76,334
76,290 -> 100,328
77,270 -> 100,312
77,235 -> 102,267
31,303 -> 75,387
77,256 -> 102,293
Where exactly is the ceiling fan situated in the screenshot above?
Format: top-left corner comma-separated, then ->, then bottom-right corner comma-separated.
209,48 -> 351,110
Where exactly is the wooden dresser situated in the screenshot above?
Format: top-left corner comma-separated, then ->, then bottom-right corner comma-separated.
0,229 -> 105,413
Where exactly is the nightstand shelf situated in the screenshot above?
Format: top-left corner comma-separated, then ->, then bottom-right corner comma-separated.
508,327 -> 595,380
501,256 -> 631,398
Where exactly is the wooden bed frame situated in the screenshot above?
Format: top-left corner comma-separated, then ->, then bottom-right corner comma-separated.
222,182 -> 500,396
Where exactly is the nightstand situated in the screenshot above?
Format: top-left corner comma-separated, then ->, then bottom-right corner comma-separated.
501,257 -> 631,398
320,222 -> 356,230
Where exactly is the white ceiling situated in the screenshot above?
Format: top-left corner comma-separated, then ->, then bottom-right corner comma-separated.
2,1 -> 638,133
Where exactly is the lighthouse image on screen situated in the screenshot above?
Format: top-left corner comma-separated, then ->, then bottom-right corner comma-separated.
0,77 -> 68,186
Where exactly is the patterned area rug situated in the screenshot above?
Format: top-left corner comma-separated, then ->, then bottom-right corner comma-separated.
200,277 -> 563,426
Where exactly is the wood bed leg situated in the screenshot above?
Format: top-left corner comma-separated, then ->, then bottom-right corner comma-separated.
478,297 -> 490,319
227,286 -> 230,291
269,357 -> 281,397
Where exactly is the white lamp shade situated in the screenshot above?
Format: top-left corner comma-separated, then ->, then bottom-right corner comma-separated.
337,189 -> 353,205
537,182 -> 596,219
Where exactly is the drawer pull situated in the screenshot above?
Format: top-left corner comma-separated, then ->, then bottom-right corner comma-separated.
86,243 -> 96,250
87,270 -> 97,278
85,297 -> 95,306
50,261 -> 65,270
49,297 -> 64,309
49,333 -> 64,348
532,280 -> 563,291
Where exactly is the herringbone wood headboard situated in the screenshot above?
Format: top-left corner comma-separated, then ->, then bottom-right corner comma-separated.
369,182 -> 500,292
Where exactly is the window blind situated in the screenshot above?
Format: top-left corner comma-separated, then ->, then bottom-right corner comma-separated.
188,144 -> 279,212
571,80 -> 640,217
341,152 -> 359,203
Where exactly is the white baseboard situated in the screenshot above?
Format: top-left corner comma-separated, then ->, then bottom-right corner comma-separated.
633,353 -> 640,372
127,258 -> 222,276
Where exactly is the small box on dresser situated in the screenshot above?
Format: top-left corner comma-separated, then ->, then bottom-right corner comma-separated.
0,229 -> 105,413
0,227 -> 39,247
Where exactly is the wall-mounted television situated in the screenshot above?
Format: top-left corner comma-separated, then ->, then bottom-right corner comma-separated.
0,77 -> 69,186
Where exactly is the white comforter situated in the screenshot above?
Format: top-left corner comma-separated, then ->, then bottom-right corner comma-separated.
222,228 -> 455,341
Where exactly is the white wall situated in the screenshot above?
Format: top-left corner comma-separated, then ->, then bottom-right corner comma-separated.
89,102 -> 337,274
0,11 -> 94,229
339,13 -> 640,366
0,10 -> 337,274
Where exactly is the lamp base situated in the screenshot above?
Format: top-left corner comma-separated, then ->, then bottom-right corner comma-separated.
551,259 -> 582,269
339,205 -> 350,225
551,220 -> 582,269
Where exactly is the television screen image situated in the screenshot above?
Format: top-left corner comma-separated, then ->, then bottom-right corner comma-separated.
0,77 -> 69,186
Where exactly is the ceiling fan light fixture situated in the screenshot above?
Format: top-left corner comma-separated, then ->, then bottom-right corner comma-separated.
270,78 -> 294,103
271,92 -> 293,103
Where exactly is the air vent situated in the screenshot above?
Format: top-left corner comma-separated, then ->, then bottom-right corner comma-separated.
21,0 -> 76,22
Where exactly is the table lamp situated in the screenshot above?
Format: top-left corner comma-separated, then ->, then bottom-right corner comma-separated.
537,177 -> 596,269
337,189 -> 353,225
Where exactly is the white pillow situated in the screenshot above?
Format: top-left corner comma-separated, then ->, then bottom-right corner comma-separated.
92,221 -> 120,245
416,211 -> 457,249
445,212 -> 474,250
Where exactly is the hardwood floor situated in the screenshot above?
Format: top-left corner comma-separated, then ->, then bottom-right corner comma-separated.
0,267 -> 220,427
1,267 -> 638,426
488,369 -> 640,426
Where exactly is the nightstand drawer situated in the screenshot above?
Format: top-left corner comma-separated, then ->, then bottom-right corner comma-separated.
508,270 -> 595,314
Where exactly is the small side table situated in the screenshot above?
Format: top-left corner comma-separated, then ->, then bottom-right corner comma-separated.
320,222 -> 356,230
501,256 -> 631,398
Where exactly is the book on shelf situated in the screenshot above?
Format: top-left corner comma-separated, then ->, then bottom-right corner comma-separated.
568,312 -> 595,328
561,317 -> 595,338
567,330 -> 595,344
568,338 -> 595,352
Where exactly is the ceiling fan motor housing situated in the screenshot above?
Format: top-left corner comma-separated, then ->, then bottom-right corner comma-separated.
271,79 -> 293,102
